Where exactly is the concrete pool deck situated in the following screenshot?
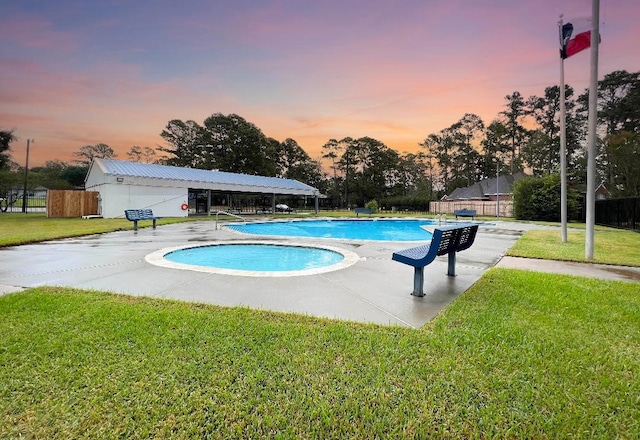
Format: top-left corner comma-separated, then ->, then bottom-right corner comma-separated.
1,220 -> 637,327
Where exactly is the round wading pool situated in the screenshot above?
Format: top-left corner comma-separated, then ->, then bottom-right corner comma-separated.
145,241 -> 360,277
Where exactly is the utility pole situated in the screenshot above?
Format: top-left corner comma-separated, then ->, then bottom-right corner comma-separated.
559,16 -> 568,243
585,0 -> 600,259
496,155 -> 500,219
22,139 -> 34,214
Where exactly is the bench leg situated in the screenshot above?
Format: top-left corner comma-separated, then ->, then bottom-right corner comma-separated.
447,252 -> 456,276
152,219 -> 157,229
412,266 -> 425,297
133,220 -> 138,231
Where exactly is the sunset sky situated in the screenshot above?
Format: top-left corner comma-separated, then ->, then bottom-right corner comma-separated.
2,0 -> 639,168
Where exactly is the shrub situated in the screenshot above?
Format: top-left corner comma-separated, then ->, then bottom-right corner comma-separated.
513,173 -> 580,221
380,195 -> 432,212
365,199 -> 378,213
513,177 -> 542,220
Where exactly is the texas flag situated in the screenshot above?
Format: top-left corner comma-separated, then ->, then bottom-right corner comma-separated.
560,18 -> 595,59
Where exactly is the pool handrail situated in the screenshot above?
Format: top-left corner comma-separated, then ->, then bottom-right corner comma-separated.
215,210 -> 246,230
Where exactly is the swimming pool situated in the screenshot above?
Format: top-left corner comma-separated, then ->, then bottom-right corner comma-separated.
145,241 -> 360,277
227,219 -> 439,241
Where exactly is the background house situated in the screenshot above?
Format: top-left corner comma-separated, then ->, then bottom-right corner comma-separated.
431,173 -> 528,217
443,172 -> 528,202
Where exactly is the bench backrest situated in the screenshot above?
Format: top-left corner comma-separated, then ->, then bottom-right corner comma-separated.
433,228 -> 459,256
434,224 -> 479,256
454,224 -> 478,252
355,207 -> 372,214
125,209 -> 154,221
391,224 -> 479,267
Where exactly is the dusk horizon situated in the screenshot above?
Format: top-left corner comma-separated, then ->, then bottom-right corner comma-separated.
2,0 -> 639,167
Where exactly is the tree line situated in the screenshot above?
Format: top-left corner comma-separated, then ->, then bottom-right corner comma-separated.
2,69 -> 639,210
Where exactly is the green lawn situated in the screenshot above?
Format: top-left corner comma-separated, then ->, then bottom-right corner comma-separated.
2,213 -> 639,437
1,270 -> 638,438
0,213 -> 217,247
507,228 -> 640,266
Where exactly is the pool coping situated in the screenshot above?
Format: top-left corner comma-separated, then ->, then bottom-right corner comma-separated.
145,240 -> 361,277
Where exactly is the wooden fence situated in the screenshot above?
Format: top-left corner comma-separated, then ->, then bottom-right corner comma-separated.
47,190 -> 100,218
430,200 -> 514,218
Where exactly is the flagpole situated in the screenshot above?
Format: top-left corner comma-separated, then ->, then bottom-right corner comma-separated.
558,15 -> 568,243
585,0 -> 600,259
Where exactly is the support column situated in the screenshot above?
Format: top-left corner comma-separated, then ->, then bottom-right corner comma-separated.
412,267 -> 425,297
447,252 -> 457,276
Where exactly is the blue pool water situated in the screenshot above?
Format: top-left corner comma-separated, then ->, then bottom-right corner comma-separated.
164,244 -> 344,271
228,219 -> 436,241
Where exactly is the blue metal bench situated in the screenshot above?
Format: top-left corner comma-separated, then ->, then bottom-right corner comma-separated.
124,209 -> 160,231
454,209 -> 477,219
392,224 -> 479,296
355,207 -> 372,217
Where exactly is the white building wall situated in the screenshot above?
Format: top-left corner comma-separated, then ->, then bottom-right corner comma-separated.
85,166 -> 189,218
97,183 -> 188,218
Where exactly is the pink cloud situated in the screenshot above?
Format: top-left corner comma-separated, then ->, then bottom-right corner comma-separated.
0,15 -> 77,52
3,0 -> 640,171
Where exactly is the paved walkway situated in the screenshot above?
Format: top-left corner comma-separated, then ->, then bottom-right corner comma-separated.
495,256 -> 640,282
1,220 -> 638,327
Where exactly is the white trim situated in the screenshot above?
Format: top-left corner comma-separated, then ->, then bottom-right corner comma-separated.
145,240 -> 360,277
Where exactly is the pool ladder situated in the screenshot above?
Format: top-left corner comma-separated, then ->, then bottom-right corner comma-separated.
215,210 -> 246,230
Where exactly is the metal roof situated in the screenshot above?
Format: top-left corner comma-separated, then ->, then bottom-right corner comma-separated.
89,158 -> 320,196
448,172 -> 527,200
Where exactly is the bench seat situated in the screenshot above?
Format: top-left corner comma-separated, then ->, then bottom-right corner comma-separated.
454,209 -> 477,219
392,224 -> 478,296
124,209 -> 160,231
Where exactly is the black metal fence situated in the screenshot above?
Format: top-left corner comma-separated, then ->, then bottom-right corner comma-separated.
596,197 -> 640,232
0,189 -> 47,213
